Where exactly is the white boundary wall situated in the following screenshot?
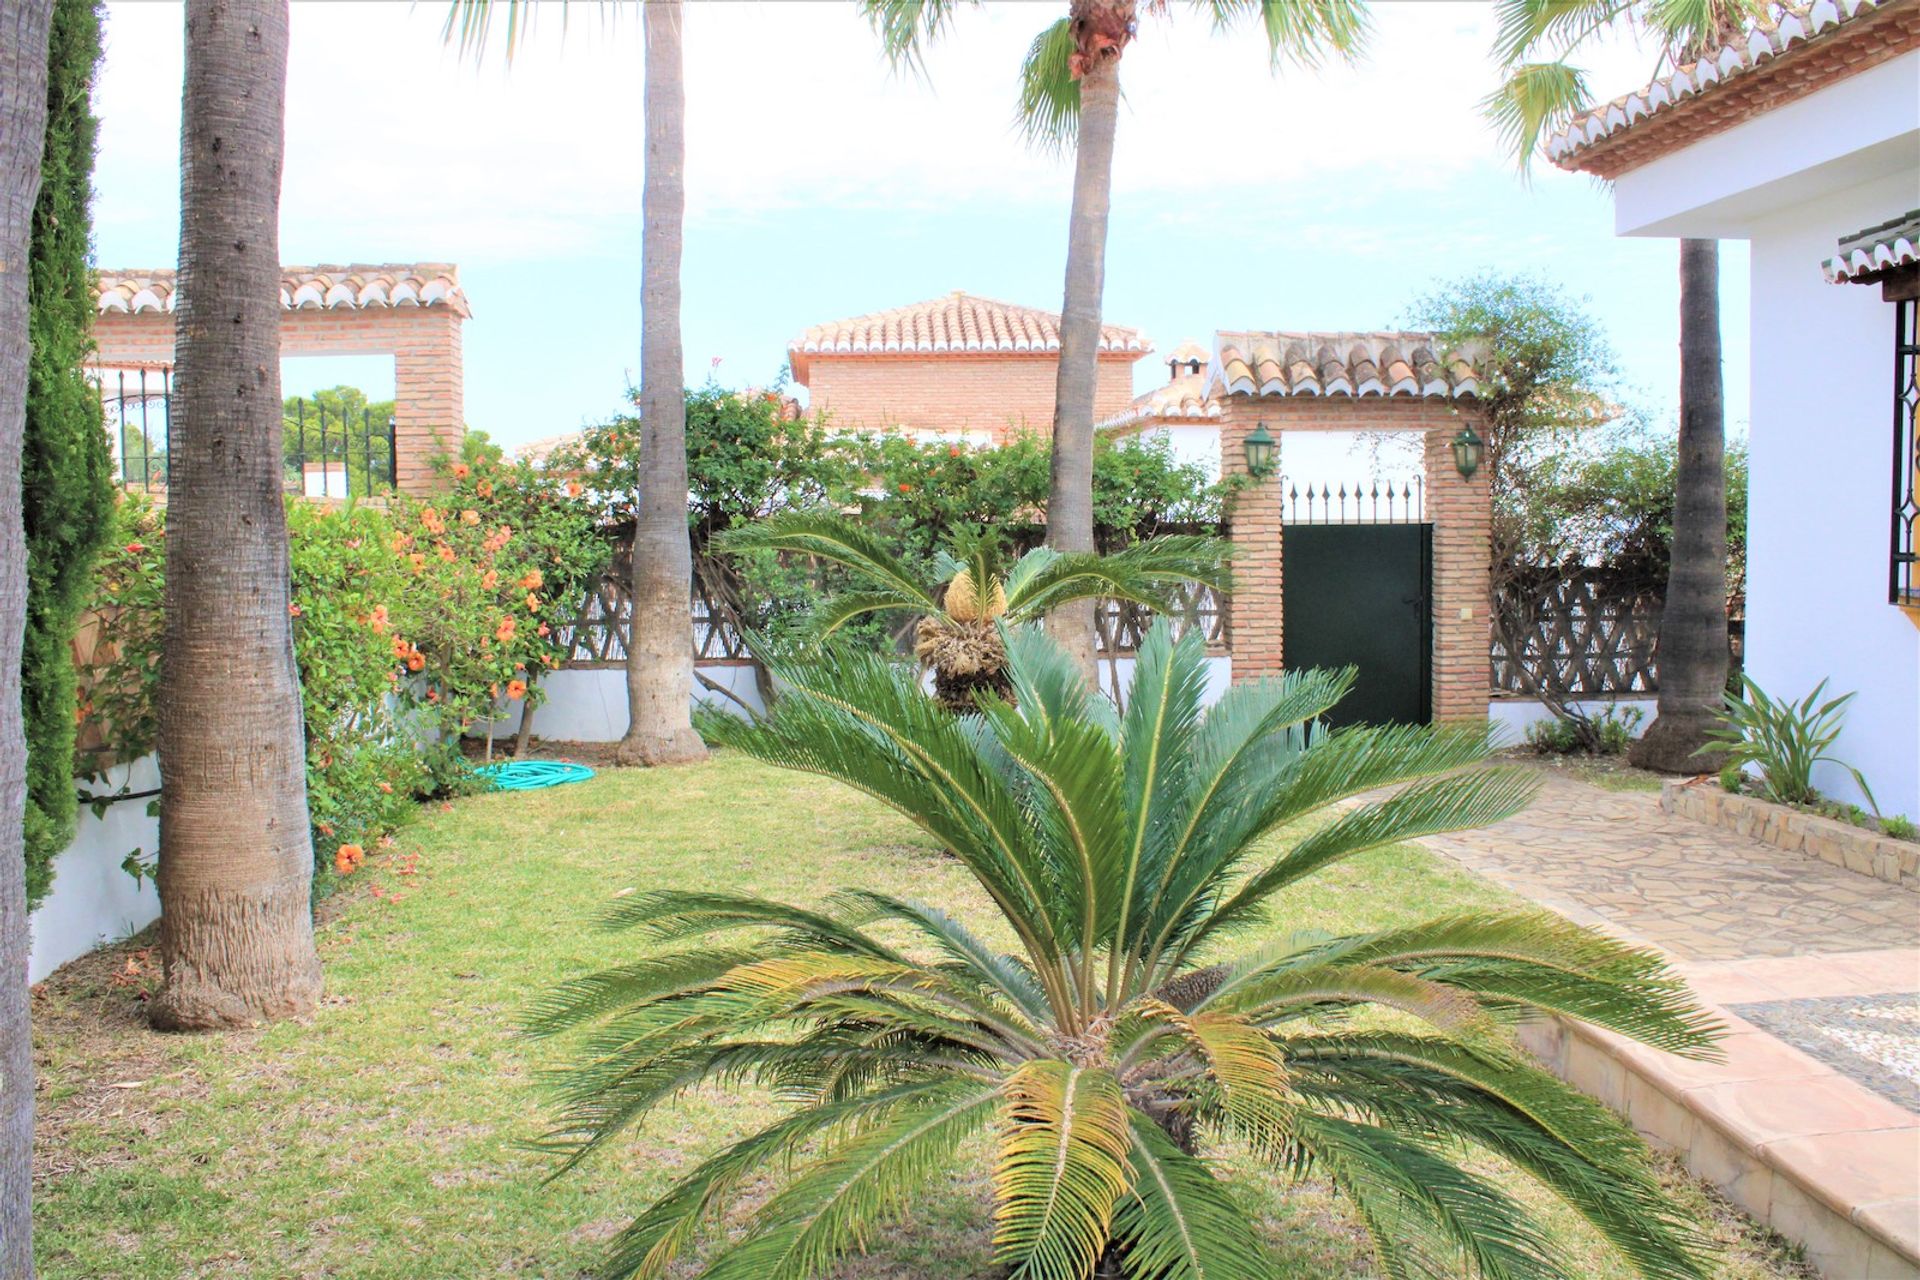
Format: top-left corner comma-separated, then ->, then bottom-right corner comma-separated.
28,755 -> 162,983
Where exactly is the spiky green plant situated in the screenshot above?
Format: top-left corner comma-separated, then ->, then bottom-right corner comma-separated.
531,621 -> 1721,1280
715,511 -> 1229,710
1700,675 -> 1876,811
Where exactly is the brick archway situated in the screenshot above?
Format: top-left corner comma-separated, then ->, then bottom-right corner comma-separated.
1114,330 -> 1491,724
92,263 -> 467,493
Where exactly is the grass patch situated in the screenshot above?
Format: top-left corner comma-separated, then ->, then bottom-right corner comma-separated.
32,753 -> 1808,1278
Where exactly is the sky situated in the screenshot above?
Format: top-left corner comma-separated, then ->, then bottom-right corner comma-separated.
91,0 -> 1752,452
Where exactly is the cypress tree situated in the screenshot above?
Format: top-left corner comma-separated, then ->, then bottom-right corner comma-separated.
24,0 -> 113,908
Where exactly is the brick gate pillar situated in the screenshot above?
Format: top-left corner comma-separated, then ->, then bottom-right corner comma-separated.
391,307 -> 466,492
1223,413 -> 1285,679
1425,414 -> 1492,723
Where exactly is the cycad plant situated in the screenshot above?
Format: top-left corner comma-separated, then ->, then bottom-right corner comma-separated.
716,511 -> 1229,710
531,621 -> 1721,1280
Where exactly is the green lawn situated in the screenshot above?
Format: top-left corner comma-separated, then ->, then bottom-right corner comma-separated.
32,753 -> 1808,1279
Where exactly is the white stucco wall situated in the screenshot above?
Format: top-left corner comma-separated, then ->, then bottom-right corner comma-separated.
28,755 -> 162,984
1608,53 -> 1920,817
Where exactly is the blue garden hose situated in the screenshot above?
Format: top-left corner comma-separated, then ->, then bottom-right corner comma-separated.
474,760 -> 596,791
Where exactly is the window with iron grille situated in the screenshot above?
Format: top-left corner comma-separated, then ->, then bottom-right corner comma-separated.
1893,294 -> 1919,606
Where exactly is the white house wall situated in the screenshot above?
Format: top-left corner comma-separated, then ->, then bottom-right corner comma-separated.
1612,52 -> 1920,239
1609,65 -> 1920,817
1744,177 -> 1920,818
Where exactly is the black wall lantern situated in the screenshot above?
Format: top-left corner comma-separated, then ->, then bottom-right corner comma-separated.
1450,425 -> 1484,481
1242,423 -> 1277,479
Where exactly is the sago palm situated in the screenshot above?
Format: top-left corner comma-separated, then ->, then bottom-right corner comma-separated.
716,511 -> 1230,710
860,0 -> 1367,672
531,621 -> 1721,1280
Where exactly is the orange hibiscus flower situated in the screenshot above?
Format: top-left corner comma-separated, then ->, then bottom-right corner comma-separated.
506,679 -> 527,700
495,617 -> 517,643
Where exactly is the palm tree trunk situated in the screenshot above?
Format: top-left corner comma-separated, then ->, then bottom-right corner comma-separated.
1630,238 -> 1731,772
149,0 -> 322,1030
1044,1 -> 1131,680
616,0 -> 706,768
0,1 -> 54,1265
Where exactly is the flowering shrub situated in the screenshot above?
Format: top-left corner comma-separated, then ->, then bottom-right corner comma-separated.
388,449 -> 606,748
78,459 -> 604,887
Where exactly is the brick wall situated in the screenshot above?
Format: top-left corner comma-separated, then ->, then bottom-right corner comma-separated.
1218,396 -> 1490,723
802,353 -> 1140,443
93,306 -> 466,494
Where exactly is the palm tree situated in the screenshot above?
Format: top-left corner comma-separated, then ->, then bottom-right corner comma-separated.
859,0 -> 1368,675
534,622 -> 1721,1279
149,0 -> 323,1030
1484,0 -> 1758,772
446,0 -> 707,768
0,0 -> 55,1263
716,511 -> 1230,710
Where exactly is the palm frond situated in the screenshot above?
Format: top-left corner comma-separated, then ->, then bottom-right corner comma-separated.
594,889 -> 906,962
836,889 -> 1054,1026
596,1078 -> 971,1280
521,946 -> 761,1037
1292,1112 -> 1565,1280
1201,0 -> 1372,69
1290,911 -> 1724,1057
1016,18 -> 1080,154
856,0 -> 976,74
994,1062 -> 1134,1278
713,510 -> 943,615
1172,764 -> 1535,960
1111,1111 -> 1272,1280
1490,0 -> 1627,66
700,1081 -> 1003,1280
1286,1033 -> 1715,1280
1005,535 -> 1232,621
1483,60 -> 1593,173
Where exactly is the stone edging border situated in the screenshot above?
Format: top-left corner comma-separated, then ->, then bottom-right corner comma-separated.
1661,780 -> 1920,890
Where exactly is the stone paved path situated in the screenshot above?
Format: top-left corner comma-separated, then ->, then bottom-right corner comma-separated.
1419,771 -> 1920,1276
1416,773 -> 1918,961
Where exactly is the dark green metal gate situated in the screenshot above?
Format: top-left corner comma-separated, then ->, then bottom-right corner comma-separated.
1281,522 -> 1432,728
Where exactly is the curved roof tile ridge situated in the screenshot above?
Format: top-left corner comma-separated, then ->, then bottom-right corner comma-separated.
94,263 -> 470,318
1545,0 -> 1911,173
1209,330 -> 1482,401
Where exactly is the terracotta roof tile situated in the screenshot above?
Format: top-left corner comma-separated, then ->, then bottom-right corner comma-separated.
789,291 -> 1148,382
1100,371 -> 1222,430
1825,210 -> 1920,283
94,263 -> 470,318
1209,331 -> 1481,400
1547,0 -> 1912,177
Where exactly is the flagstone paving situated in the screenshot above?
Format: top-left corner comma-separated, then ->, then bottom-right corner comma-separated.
1412,771 -> 1920,1279
1416,773 -> 1917,961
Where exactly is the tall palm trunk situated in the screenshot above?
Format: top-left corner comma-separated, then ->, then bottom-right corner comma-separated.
1631,238 -> 1730,772
616,0 -> 706,768
150,0 -> 321,1030
0,2 -> 54,1264
1044,0 -> 1132,679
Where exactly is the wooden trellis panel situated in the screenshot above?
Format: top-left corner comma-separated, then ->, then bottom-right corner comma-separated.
560,572 -> 1230,666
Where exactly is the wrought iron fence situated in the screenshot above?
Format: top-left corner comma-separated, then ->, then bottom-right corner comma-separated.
95,365 -> 398,499
1892,293 -> 1917,605
1281,477 -> 1424,524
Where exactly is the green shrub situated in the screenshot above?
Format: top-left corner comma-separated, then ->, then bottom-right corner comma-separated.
1702,676 -> 1874,812
1523,703 -> 1642,756
1881,815 -> 1917,842
22,0 -> 115,908
1717,764 -> 1743,795
78,470 -> 604,888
